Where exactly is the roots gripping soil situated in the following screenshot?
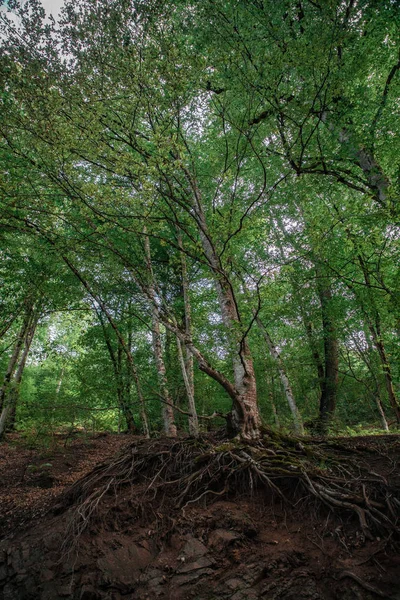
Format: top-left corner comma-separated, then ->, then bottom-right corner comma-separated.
60,434 -> 399,551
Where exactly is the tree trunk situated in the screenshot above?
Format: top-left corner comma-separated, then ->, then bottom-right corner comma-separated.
304,320 -> 325,399
356,255 -> 400,424
176,229 -> 199,436
0,309 -> 38,438
0,306 -> 32,412
55,368 -> 65,396
256,317 -> 303,434
182,169 -> 261,438
126,325 -> 150,438
330,205 -> 399,425
97,310 -> 136,433
144,234 -> 177,438
177,229 -> 195,404
316,272 -> 339,432
269,376 -> 280,428
353,332 -> 389,432
369,322 -> 400,424
117,344 -> 136,433
176,335 -> 199,436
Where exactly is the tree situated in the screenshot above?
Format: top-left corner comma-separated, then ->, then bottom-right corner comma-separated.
0,0 -> 399,440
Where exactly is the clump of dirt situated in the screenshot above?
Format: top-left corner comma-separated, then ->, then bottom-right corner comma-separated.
0,433 -> 399,599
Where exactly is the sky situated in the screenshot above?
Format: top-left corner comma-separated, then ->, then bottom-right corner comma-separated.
41,0 -> 64,17
1,0 -> 64,19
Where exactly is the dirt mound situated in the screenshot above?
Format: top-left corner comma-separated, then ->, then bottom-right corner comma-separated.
1,434 -> 399,599
0,433 -> 130,539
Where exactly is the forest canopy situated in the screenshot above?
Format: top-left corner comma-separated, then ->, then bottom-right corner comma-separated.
0,0 -> 399,440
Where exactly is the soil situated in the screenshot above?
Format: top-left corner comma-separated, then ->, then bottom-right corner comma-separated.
0,432 -> 130,539
0,432 -> 399,600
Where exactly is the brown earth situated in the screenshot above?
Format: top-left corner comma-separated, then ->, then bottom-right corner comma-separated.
0,432 -> 130,539
0,433 -> 399,600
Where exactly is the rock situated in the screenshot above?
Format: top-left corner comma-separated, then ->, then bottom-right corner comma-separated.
226,577 -> 245,591
208,529 -> 241,551
181,537 -> 208,559
97,542 -> 152,587
172,568 -> 215,586
177,556 -> 214,573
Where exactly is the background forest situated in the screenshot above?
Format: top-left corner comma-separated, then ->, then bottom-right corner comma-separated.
0,0 -> 399,441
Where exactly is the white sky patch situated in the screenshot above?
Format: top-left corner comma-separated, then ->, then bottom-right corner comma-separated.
40,0 -> 64,18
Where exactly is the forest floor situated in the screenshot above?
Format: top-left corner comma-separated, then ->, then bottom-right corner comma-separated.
0,431 -> 399,599
0,431 -> 130,540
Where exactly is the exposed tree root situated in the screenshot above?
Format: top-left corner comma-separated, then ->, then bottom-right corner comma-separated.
58,434 -> 400,552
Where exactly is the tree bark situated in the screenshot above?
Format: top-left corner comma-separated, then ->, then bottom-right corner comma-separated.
176,334 -> 199,436
369,321 -> 400,424
182,168 -> 261,438
0,309 -> 38,438
177,229 -> 195,403
96,309 -> 146,434
126,324 -> 150,438
176,228 -> 199,436
256,317 -> 303,435
144,233 -> 177,438
330,205 -> 399,424
351,332 -> 389,432
0,306 -> 32,412
356,256 -> 400,424
316,271 -> 339,432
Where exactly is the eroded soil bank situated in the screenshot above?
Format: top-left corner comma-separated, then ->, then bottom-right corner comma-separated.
0,433 -> 399,600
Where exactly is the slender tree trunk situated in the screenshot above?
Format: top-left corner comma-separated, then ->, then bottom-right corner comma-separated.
177,229 -> 195,399
177,228 -> 198,436
97,309 -> 139,433
269,376 -> 280,428
374,393 -> 389,432
356,256 -> 400,424
144,234 -> 177,438
369,321 -> 400,424
316,271 -> 339,432
0,304 -> 23,342
55,367 -> 65,396
176,335 -> 199,436
0,310 -> 38,438
256,317 -> 303,434
304,320 -> 325,399
0,307 -> 32,412
126,326 -> 150,438
331,205 -> 399,425
352,333 -> 389,431
182,170 -> 261,438
117,344 -> 136,433
42,225 -> 254,438
98,311 -> 135,432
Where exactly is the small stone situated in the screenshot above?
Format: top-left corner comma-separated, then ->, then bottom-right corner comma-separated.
182,537 -> 208,559
208,529 -> 241,550
178,556 -> 214,573
226,578 -> 245,590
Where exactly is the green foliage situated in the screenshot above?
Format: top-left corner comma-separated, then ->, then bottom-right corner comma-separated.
0,0 -> 399,438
